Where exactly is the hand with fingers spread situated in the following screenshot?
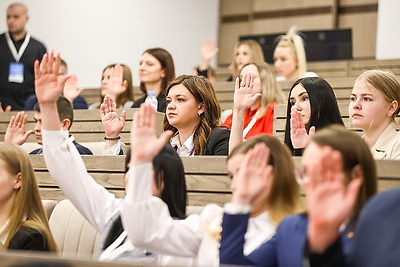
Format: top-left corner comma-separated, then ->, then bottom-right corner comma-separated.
231,143 -> 273,205
107,64 -> 127,101
100,95 -> 126,139
200,38 -> 219,70
233,73 -> 260,111
0,102 -> 12,112
4,111 -> 34,145
290,110 -> 315,149
306,146 -> 362,253
130,103 -> 173,165
34,51 -> 71,105
63,74 -> 83,103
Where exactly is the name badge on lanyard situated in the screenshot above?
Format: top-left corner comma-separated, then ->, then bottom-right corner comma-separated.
5,32 -> 31,84
9,62 -> 24,83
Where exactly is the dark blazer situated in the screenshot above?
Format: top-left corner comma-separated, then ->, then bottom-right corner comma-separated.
30,139 -> 93,155
23,94 -> 88,110
220,213 -> 352,267
9,226 -> 50,251
346,187 -> 400,267
204,127 -> 230,156
132,93 -> 167,113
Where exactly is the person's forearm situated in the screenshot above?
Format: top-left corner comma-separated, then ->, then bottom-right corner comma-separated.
39,103 -> 62,131
229,108 -> 246,154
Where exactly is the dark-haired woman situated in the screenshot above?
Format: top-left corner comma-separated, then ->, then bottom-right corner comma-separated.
284,77 -> 344,155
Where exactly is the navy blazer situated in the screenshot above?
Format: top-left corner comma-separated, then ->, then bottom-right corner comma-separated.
220,213 -> 353,267
346,187 -> 400,267
30,139 -> 93,155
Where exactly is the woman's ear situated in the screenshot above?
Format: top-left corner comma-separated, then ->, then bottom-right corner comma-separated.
387,100 -> 398,118
122,80 -> 128,91
14,172 -> 22,190
198,102 -> 205,116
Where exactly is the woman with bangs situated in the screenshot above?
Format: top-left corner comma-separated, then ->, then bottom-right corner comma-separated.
0,144 -> 57,252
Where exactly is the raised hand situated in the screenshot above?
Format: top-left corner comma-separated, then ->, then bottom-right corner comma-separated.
306,146 -> 362,252
4,111 -> 34,145
130,103 -> 173,165
233,73 -> 260,111
231,143 -> 273,205
200,38 -> 219,68
290,110 -> 315,149
0,102 -> 12,112
100,95 -> 126,139
107,64 -> 126,101
63,74 -> 83,103
34,51 -> 70,105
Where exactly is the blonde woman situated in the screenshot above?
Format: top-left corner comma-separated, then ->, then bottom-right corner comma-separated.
0,144 -> 57,252
273,26 -> 317,81
349,69 -> 400,159
196,38 -> 265,81
223,62 -> 285,151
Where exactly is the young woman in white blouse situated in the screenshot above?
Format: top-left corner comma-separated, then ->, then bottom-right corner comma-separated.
120,84 -> 302,266
349,70 -> 400,159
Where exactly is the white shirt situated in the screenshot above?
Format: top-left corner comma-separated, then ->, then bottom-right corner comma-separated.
170,132 -> 195,157
41,130 -> 176,263
121,162 -> 276,266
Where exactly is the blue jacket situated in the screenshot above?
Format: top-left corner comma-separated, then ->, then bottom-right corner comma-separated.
220,213 -> 353,267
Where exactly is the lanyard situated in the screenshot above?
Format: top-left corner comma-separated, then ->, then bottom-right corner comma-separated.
242,109 -> 261,140
5,32 -> 31,62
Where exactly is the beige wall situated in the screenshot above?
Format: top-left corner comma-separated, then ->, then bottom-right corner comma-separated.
218,0 -> 378,66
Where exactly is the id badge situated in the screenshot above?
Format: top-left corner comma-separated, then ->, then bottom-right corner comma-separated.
9,62 -> 24,83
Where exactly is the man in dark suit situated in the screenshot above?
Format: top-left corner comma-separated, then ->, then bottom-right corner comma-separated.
4,96 -> 92,155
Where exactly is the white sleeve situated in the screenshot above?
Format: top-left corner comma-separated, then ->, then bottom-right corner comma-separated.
42,130 -> 120,232
121,163 -> 202,257
103,141 -> 123,155
224,203 -> 251,214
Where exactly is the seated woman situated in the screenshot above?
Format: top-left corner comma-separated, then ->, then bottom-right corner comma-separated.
164,74 -> 230,156
222,62 -> 285,151
0,143 -> 57,252
349,69 -> 400,159
34,52 -> 188,263
273,26 -> 318,81
88,63 -> 135,109
119,103 -> 302,266
284,77 -> 344,155
132,48 -> 175,112
196,38 -> 265,82
219,125 -> 377,266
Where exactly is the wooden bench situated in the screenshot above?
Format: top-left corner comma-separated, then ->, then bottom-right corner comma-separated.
0,109 -> 165,146
31,155 -> 231,207
33,154 -> 400,208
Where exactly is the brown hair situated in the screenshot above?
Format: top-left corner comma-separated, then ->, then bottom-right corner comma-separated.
229,134 -> 303,225
139,48 -> 175,95
163,75 -> 221,155
0,144 -> 57,251
310,125 -> 377,221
